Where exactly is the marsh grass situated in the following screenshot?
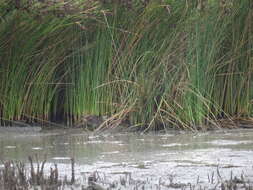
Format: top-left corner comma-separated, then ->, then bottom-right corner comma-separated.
0,0 -> 252,130
1,157 -> 252,190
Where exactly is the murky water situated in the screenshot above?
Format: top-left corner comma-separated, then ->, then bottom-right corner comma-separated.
0,127 -> 253,187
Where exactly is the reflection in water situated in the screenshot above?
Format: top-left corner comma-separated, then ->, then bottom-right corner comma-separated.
0,128 -> 253,183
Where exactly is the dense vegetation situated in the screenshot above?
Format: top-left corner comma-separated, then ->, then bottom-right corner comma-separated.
0,0 -> 252,130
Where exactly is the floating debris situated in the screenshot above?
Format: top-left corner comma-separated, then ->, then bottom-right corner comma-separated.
4,146 -> 17,149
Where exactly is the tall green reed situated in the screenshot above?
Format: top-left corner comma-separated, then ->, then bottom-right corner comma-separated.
0,0 -> 103,124
0,0 -> 252,130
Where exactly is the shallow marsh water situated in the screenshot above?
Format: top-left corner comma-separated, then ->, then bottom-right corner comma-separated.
0,127 -> 253,188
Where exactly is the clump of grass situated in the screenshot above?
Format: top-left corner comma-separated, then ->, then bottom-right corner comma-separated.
0,0 -> 253,130
0,155 -> 76,190
0,0 -> 104,125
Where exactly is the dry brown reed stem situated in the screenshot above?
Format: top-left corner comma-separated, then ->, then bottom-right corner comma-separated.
16,162 -> 27,187
1,161 -> 29,190
28,155 -> 60,186
49,164 -> 59,185
0,156 -> 77,189
71,158 -> 75,184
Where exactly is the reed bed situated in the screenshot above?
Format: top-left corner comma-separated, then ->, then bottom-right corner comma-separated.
0,0 -> 252,130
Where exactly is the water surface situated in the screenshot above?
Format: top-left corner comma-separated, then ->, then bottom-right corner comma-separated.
0,127 -> 253,187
